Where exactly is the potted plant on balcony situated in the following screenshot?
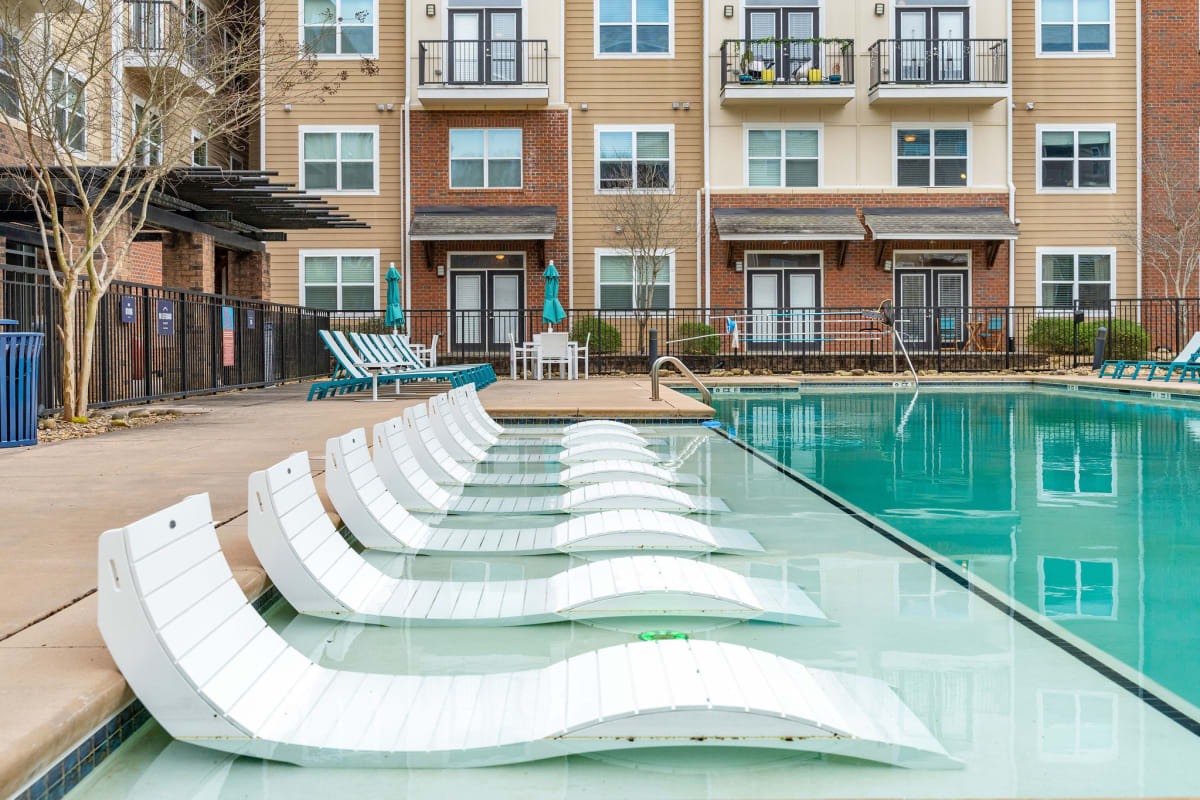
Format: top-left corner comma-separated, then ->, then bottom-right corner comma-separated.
737,44 -> 755,82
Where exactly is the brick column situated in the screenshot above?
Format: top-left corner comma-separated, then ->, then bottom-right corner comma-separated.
161,231 -> 216,293
229,249 -> 271,300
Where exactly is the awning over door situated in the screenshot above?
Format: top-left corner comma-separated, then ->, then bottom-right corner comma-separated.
409,205 -> 558,240
713,207 -> 865,241
861,207 -> 1019,241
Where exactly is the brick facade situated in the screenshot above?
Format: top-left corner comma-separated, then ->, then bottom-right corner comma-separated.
161,231 -> 216,294
707,193 -> 1011,308
408,109 -> 569,308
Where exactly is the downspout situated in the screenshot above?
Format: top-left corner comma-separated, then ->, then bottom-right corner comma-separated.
403,1 -> 413,309
112,8 -> 124,161
1135,0 -> 1142,299
565,0 -> 573,308
1006,0 -> 1015,306
702,0 -> 711,316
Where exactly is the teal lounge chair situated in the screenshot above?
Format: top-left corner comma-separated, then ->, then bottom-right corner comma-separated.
1100,331 -> 1200,380
384,332 -> 497,388
308,331 -> 467,400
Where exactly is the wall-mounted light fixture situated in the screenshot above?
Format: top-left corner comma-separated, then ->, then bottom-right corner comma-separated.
283,103 -> 292,112
426,3 -> 436,16
436,264 -> 445,276
723,5 -> 734,17
734,260 -> 743,273
874,3 -> 886,15
580,103 -> 588,111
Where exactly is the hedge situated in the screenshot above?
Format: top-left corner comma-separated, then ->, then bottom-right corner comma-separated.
1027,316 -> 1150,361
675,321 -> 720,355
571,318 -> 622,353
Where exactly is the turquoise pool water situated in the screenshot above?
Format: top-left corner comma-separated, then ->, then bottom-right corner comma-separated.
712,386 -> 1200,709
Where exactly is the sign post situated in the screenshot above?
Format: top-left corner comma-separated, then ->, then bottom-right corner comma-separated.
155,300 -> 174,336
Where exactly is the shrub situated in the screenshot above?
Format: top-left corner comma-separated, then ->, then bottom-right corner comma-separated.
1026,317 -> 1078,354
675,321 -> 719,355
572,318 -> 622,353
1027,316 -> 1150,360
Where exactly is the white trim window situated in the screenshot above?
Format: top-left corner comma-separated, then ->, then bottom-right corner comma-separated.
301,250 -> 379,310
746,127 -> 820,188
1038,0 -> 1113,55
596,0 -> 672,56
596,249 -> 674,309
1038,556 -> 1117,619
895,127 -> 968,188
449,128 -> 522,189
1038,125 -> 1115,192
50,67 -> 86,155
192,129 -> 207,166
1037,248 -> 1115,309
300,126 -> 378,194
0,34 -> 19,117
302,0 -> 377,57
133,98 -> 162,166
596,125 -> 673,191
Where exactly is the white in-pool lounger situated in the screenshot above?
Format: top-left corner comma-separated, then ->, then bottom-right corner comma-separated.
250,461 -> 821,626
331,429 -> 729,516
284,451 -> 761,557
403,406 -> 701,487
98,494 -> 960,770
454,385 -> 654,447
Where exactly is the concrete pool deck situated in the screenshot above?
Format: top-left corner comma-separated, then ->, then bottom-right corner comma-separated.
0,378 -> 705,798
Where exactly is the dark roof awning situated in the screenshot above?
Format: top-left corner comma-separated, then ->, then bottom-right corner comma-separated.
410,205 -> 558,240
713,207 -> 865,241
862,207 -> 1019,241
158,168 -> 368,231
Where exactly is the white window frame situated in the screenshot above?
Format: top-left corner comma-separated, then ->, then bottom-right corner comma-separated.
593,124 -> 675,193
1035,0 -> 1116,58
299,249 -> 380,311
298,124 -> 380,196
594,247 -> 676,310
1036,556 -> 1118,620
1036,124 -> 1117,194
891,123 -> 972,188
299,0 -> 379,59
191,128 -> 207,166
742,123 -> 823,189
1037,690 -> 1118,763
132,95 -> 162,167
1034,246 -> 1117,311
1035,425 -> 1118,501
0,33 -> 19,118
50,66 -> 87,157
594,0 -> 675,59
448,128 -> 524,190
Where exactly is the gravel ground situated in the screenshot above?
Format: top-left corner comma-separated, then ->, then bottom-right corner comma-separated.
35,407 -> 207,443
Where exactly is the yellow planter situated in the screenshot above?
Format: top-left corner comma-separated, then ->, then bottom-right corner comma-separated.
762,68 -> 775,82
808,67 -> 823,84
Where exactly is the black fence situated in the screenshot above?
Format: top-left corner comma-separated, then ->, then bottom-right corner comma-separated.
417,39 -> 549,87
1,264 -> 331,415
334,300 -> 1200,377
720,38 -> 855,88
868,38 -> 1008,89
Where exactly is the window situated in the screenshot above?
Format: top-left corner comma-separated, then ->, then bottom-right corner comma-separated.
301,251 -> 378,310
1039,557 -> 1116,619
0,34 -> 18,117
183,0 -> 208,33
746,128 -> 819,188
596,126 -> 672,191
230,152 -> 245,171
1038,126 -> 1114,191
133,99 -> 162,166
597,0 -> 671,56
303,0 -> 376,57
449,129 -> 522,189
1038,691 -> 1116,761
597,250 -> 672,309
1038,249 -> 1114,309
192,129 -> 207,166
51,68 -> 86,154
1039,0 -> 1112,55
300,126 -> 377,194
896,128 -> 968,187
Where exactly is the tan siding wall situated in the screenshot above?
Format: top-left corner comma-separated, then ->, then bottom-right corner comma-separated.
567,0 -> 703,308
1012,0 -> 1138,304
263,0 -> 405,305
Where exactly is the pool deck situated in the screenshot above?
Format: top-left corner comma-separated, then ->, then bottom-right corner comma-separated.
0,378 -> 705,799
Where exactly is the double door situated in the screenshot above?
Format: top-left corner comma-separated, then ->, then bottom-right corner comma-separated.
747,265 -> 821,351
450,9 -> 521,84
894,269 -> 967,351
745,7 -> 819,82
896,7 -> 969,82
451,267 -> 524,351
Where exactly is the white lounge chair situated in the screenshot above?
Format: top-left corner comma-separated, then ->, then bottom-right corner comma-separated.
461,383 -> 636,438
98,494 -> 960,769
250,461 -> 819,626
406,406 -> 700,487
282,450 -> 761,557
328,429 -> 730,519
456,384 -> 657,448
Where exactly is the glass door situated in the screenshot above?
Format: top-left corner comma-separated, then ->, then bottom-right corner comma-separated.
488,271 -> 523,350
449,12 -> 482,83
897,10 -> 930,82
936,271 -> 966,348
785,271 -> 820,350
746,11 -> 777,81
784,10 -> 818,82
486,11 -> 520,84
748,272 -> 780,352
935,10 -> 968,82
452,272 -> 484,349
895,270 -> 931,350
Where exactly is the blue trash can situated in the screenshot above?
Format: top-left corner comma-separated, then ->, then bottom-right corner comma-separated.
1,319 -> 45,447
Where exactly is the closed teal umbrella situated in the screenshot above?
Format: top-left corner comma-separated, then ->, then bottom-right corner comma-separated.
542,261 -> 566,330
384,264 -> 404,332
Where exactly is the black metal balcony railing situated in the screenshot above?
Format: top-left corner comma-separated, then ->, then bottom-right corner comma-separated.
126,0 -> 212,70
418,39 -> 549,87
720,38 -> 854,88
868,38 -> 1007,90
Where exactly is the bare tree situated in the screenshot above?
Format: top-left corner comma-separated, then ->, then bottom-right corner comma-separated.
0,0 -> 369,420
1119,141 -> 1200,299
597,163 -> 693,352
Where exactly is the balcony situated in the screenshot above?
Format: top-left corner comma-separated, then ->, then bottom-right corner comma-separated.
719,38 -> 855,104
124,0 -> 214,85
417,39 -> 549,107
867,39 -> 1008,104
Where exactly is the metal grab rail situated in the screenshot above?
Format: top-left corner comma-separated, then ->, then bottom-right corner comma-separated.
650,356 -> 712,407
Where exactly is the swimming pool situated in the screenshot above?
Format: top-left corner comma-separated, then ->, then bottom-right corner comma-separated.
68,418 -> 1200,798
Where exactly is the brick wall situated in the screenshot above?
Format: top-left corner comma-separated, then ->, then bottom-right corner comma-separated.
123,240 -> 163,285
161,231 -> 216,293
708,193 -> 1011,307
408,109 -> 569,307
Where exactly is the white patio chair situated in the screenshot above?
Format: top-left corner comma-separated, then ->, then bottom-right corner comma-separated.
574,332 -> 590,380
536,332 -> 571,380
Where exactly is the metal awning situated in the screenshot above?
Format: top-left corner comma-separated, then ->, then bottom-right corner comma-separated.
713,207 -> 865,241
410,205 -> 558,240
862,207 -> 1019,241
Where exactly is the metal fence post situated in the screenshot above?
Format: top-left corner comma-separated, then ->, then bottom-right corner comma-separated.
648,328 -> 658,372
